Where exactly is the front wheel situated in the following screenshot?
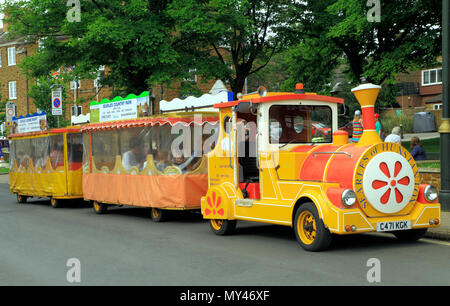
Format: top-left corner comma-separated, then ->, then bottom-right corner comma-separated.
393,228 -> 427,241
294,202 -> 332,252
209,219 -> 237,235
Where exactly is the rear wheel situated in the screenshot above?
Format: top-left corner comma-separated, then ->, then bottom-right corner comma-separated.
294,202 -> 332,252
151,208 -> 170,222
50,197 -> 62,208
209,219 -> 237,235
16,194 -> 28,204
93,201 -> 108,215
393,228 -> 427,241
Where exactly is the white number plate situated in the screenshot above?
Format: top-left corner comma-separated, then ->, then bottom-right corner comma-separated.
376,220 -> 411,232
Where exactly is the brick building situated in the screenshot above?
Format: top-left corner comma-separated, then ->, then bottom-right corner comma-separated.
395,65 -> 443,110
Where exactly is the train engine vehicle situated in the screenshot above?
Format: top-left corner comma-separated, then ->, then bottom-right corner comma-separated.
201,82 -> 441,251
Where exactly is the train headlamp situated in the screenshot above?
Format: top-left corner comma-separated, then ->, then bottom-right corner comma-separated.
341,189 -> 356,207
424,185 -> 438,202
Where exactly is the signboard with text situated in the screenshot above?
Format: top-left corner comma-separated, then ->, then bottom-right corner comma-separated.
90,92 -> 150,123
12,112 -> 47,134
52,89 -> 63,116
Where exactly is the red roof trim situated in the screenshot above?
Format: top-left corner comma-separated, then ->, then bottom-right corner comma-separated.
80,116 -> 219,132
8,127 -> 81,139
214,93 -> 344,108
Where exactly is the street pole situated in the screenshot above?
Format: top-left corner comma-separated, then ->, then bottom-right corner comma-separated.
440,0 -> 450,211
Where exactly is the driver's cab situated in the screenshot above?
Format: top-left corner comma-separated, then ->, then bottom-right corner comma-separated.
208,85 -> 342,203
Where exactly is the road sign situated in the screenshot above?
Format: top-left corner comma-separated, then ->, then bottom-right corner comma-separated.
6,102 -> 16,122
52,89 -> 63,116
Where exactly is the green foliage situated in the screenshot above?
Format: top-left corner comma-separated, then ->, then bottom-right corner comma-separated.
382,111 -> 413,135
28,77 -> 70,128
285,0 -> 442,99
3,0 -> 185,95
169,0 -> 297,97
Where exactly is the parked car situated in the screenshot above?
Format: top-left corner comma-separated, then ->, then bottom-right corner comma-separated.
312,122 -> 331,136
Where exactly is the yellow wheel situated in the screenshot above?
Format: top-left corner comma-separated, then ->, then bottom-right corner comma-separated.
294,202 -> 332,251
297,211 -> 317,245
209,219 -> 236,235
93,201 -> 108,215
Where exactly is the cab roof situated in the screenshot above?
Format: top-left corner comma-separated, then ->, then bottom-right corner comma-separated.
214,92 -> 344,109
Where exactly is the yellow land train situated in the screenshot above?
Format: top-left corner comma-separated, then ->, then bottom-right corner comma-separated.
201,83 -> 441,251
9,127 -> 84,207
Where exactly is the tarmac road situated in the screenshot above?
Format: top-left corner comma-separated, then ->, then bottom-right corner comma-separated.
0,180 -> 449,286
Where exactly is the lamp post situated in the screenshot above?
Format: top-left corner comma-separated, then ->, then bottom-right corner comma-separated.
440,0 -> 450,211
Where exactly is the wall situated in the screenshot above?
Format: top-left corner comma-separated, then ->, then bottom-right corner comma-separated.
419,169 -> 441,191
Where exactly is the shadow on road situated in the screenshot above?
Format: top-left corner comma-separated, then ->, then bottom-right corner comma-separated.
233,222 -> 424,251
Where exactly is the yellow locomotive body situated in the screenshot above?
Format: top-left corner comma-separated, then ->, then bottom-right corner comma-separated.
201,83 -> 440,251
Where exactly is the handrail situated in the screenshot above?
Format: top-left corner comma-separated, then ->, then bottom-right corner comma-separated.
313,151 -> 352,158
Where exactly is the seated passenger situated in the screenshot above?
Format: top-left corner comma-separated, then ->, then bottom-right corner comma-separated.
122,138 -> 144,171
155,151 -> 169,172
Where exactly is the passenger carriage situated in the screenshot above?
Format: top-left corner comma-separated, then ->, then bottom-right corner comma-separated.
80,112 -> 219,221
9,126 -> 84,207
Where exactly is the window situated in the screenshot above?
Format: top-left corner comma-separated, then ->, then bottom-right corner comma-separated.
422,68 -> 442,86
71,105 -> 82,116
70,79 -> 81,89
184,68 -> 197,82
7,47 -> 16,66
94,65 -> 105,88
269,105 -> 332,144
9,81 -> 17,100
433,104 -> 443,110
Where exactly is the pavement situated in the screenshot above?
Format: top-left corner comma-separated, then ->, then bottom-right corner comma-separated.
402,132 -> 440,141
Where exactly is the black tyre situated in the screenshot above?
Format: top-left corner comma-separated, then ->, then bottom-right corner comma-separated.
151,208 -> 170,222
294,202 -> 333,252
393,228 -> 427,241
50,197 -> 62,208
209,219 -> 237,235
93,201 -> 108,215
17,194 -> 28,204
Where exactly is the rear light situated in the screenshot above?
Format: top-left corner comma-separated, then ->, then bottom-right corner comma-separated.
345,225 -> 357,232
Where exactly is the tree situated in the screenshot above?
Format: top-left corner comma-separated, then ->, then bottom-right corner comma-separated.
28,77 -> 70,128
168,0 -> 298,98
3,0 -> 186,96
285,0 -> 442,89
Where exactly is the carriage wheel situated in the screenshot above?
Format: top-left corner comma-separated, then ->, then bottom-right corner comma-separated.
294,202 -> 332,251
50,197 -> 62,208
151,208 -> 170,222
209,219 -> 237,235
93,201 -> 108,215
17,194 -> 28,204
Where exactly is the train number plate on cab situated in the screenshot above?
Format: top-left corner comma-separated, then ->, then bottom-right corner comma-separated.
376,220 -> 411,232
